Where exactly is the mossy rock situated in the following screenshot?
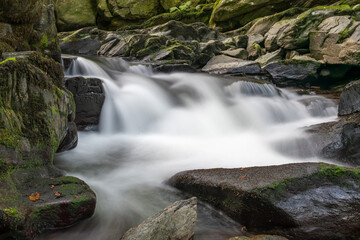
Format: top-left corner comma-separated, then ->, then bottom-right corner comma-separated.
54,0 -> 97,32
169,163 -> 360,239
0,167 -> 96,239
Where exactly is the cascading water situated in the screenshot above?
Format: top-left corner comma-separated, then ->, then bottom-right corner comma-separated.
39,56 -> 338,240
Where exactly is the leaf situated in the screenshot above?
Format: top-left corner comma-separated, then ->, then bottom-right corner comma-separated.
29,192 -> 40,201
240,175 -> 246,179
54,191 -> 62,198
169,7 -> 179,13
240,168 -> 245,171
50,185 -> 55,189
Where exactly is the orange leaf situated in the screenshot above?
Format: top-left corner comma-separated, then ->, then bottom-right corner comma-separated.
240,168 -> 245,171
50,185 -> 55,189
29,192 -> 40,201
54,191 -> 62,198
240,175 -> 246,179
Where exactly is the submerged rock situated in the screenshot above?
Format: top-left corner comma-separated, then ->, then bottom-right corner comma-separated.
121,197 -> 197,240
339,80 -> 360,116
65,77 -> 105,130
168,163 -> 360,239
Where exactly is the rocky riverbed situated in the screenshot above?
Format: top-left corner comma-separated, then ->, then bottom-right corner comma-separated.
1,0 -> 360,239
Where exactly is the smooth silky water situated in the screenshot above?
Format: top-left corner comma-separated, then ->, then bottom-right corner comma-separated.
39,56 -> 338,240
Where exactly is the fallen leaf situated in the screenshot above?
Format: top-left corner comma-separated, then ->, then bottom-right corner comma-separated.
50,185 -> 55,189
54,191 -> 62,198
29,192 -> 40,201
240,168 -> 245,171
240,175 -> 246,179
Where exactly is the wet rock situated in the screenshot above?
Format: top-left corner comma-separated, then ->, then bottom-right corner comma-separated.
61,55 -> 78,69
121,197 -> 197,240
263,59 -> 321,87
153,63 -> 197,73
202,55 -> 262,75
65,77 -> 105,130
339,80 -> 360,116
57,122 -> 78,152
322,122 -> 360,165
168,163 -> 360,239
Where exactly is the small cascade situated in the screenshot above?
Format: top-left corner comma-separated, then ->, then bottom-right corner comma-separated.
47,56 -> 339,240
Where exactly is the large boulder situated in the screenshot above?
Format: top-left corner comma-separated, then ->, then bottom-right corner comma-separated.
339,80 -> 360,116
121,197 -> 197,240
65,77 -> 105,130
0,0 -> 61,62
202,55 -> 262,75
0,53 -> 95,239
168,163 -> 360,239
54,0 -> 97,32
209,0 -> 339,31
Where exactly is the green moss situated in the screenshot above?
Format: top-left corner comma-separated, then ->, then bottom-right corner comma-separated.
0,58 -> 16,65
318,164 -> 360,179
0,129 -> 20,148
338,18 -> 357,43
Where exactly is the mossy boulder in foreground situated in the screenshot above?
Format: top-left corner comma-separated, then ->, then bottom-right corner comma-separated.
168,163 -> 360,239
0,53 -> 95,239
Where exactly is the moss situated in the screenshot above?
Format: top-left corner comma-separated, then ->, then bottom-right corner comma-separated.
0,58 -> 16,65
0,129 -> 20,148
338,18 -> 357,43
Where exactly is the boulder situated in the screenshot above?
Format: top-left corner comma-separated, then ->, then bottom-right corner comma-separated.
322,122 -> 360,165
168,163 -> 360,239
54,0 -> 97,32
209,0 -> 339,31
59,28 -> 102,55
0,172 -> 96,239
121,197 -> 197,240
202,55 -> 262,75
263,59 -> 321,87
160,0 -> 203,11
0,53 -> 93,239
150,20 -> 200,41
339,80 -> 360,116
65,77 -> 105,130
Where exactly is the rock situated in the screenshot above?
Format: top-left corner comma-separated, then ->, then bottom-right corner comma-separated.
153,63 -> 197,73
339,80 -> 360,116
160,0 -> 203,11
222,48 -> 248,60
168,163 -> 360,239
150,20 -> 199,41
0,171 -> 96,239
256,49 -> 283,66
60,29 -> 102,55
322,122 -> 360,165
227,235 -> 288,240
61,55 -> 78,69
55,0 -> 97,32
264,19 -> 295,52
2,51 -> 37,60
202,55 -> 262,75
57,122 -> 78,152
0,53 -> 88,239
263,59 -> 321,87
209,0 -> 339,31
0,1 -> 61,62
121,197 -> 197,240
234,35 -> 249,49
65,77 -> 105,130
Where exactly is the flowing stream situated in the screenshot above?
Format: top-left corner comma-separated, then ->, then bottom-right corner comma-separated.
40,56 -> 338,240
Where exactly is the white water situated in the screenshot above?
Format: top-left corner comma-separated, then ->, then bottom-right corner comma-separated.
42,56 -> 338,240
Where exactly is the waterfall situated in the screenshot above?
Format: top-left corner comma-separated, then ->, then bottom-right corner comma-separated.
40,56 -> 338,240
